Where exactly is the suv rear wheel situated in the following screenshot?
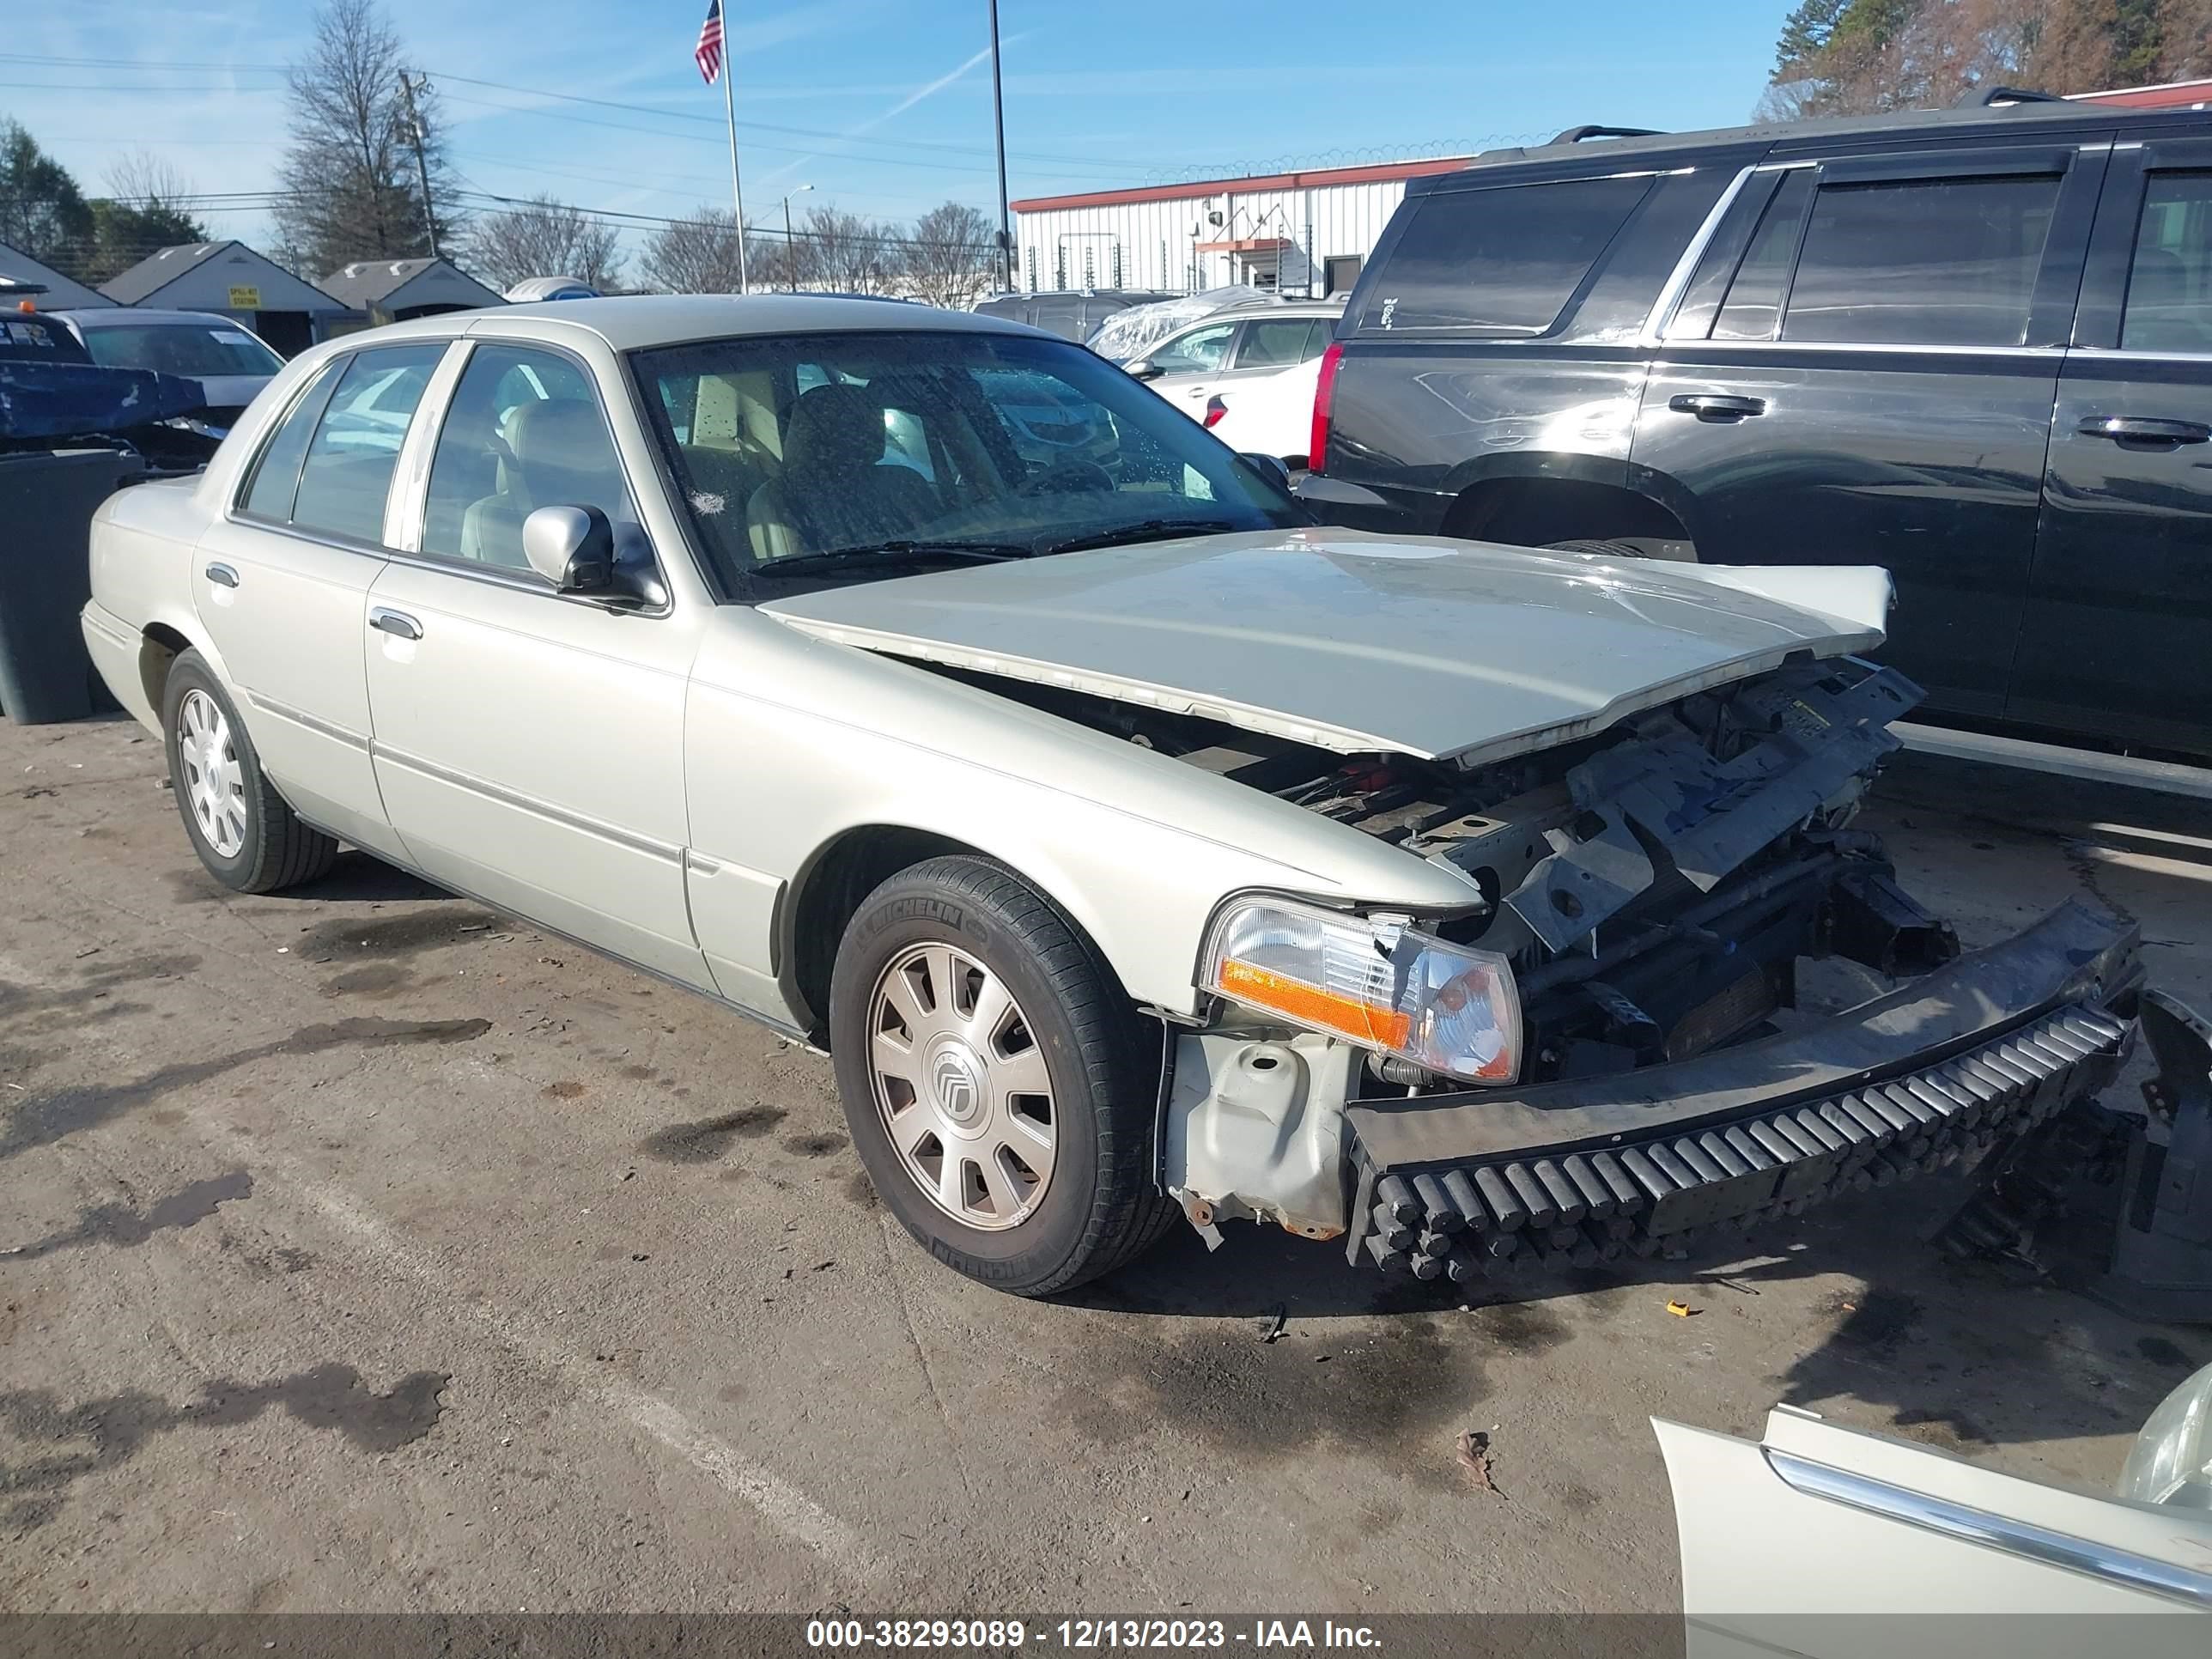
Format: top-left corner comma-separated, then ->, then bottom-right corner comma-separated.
1544,537 -> 1654,560
828,855 -> 1176,1295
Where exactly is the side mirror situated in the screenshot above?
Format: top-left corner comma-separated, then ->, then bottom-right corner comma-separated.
1126,359 -> 1164,382
522,504 -> 614,592
1238,452 -> 1293,489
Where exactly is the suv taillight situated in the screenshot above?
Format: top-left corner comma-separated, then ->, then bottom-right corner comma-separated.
1309,341 -> 1344,474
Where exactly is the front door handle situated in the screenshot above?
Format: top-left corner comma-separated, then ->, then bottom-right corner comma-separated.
2077,415 -> 2212,446
204,562 -> 239,588
368,607 -> 422,641
1669,393 -> 1767,422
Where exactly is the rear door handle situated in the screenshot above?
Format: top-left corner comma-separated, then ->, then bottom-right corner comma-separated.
1669,393 -> 1767,422
368,607 -> 422,641
204,562 -> 239,588
2077,415 -> 2212,445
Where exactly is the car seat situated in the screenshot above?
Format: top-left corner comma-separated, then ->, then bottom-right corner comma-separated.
744,383 -> 938,562
462,399 -> 629,568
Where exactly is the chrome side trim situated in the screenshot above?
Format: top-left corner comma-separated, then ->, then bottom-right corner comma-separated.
368,740 -> 683,864
1659,338 -> 2065,361
2069,346 -> 2212,366
1638,164 -> 1758,346
81,605 -> 134,652
245,692 -> 371,753
1767,1449 -> 2212,1612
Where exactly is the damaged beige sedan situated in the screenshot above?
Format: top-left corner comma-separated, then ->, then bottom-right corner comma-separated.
82,296 -> 2159,1294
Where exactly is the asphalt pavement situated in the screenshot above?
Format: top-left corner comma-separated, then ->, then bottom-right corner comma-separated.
3,713 -> 2208,1614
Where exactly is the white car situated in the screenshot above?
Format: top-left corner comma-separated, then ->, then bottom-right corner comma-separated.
78,295 -> 2176,1298
1124,301 -> 1341,427
1661,1363 -> 2212,1641
1204,351 -> 1325,469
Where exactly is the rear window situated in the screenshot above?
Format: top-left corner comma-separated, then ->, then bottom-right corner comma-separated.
1361,174 -> 1652,333
1781,173 -> 2060,347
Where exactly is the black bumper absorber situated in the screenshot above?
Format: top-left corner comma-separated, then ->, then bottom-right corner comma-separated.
1342,902 -> 2141,1280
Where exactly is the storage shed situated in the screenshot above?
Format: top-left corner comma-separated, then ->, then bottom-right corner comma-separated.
320,258 -> 504,327
100,242 -> 347,356
0,241 -> 112,311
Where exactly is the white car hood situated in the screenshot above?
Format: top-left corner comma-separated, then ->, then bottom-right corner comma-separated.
759,529 -> 1891,768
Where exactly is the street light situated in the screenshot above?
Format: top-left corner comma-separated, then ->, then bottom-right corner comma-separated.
781,184 -> 814,292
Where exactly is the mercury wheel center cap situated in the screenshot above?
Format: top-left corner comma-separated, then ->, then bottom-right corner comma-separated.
925,1036 -> 988,1132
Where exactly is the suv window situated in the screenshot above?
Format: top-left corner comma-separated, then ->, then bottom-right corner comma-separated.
1361,174 -> 1652,333
1237,318 -> 1326,368
2123,171 -> 2212,354
1712,172 -> 1814,342
289,344 -> 445,544
1150,321 -> 1237,374
422,344 -> 634,571
1781,173 -> 2061,347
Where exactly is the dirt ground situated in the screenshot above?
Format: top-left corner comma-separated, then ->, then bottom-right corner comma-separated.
2,712 -> 2207,1615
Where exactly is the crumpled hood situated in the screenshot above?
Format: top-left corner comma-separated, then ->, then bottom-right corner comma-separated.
760,528 -> 1891,768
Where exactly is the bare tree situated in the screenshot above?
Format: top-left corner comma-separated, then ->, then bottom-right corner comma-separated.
640,206 -> 747,293
85,149 -> 209,283
803,204 -> 902,295
904,202 -> 995,309
465,195 -> 624,293
275,0 -> 460,276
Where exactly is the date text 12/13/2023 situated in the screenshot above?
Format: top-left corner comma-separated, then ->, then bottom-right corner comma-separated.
804,1619 -> 1384,1649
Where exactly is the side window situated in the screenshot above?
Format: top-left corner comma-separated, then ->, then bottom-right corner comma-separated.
1237,318 -> 1322,369
289,344 -> 445,544
239,360 -> 341,520
1781,173 -> 2061,347
1150,321 -> 1236,374
1712,172 -> 1814,342
422,344 -> 634,572
1360,174 -> 1652,332
2123,171 -> 2212,354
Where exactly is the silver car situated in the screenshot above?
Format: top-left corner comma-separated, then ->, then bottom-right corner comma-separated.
81,295 -> 2167,1297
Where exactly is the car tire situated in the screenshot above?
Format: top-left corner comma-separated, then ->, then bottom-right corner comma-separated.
1544,537 -> 1652,560
161,650 -> 338,894
829,855 -> 1177,1296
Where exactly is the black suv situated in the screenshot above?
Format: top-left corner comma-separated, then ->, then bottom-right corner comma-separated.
1305,100 -> 2212,760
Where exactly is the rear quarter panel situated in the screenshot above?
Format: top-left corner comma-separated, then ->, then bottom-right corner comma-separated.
86,477 -> 217,729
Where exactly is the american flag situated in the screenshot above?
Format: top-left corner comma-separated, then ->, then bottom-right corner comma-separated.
694,0 -> 725,85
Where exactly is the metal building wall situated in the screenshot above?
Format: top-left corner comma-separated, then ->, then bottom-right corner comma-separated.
1012,177 -> 1423,296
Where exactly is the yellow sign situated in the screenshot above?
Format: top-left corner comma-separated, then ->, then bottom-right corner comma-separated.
227,285 -> 262,309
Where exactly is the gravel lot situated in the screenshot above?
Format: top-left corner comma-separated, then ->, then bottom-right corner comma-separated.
3,711 -> 2208,1615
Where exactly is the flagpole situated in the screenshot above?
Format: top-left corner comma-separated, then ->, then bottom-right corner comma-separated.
720,7 -> 749,295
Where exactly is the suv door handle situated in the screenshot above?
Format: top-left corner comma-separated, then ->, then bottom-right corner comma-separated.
368,607 -> 422,641
2077,415 -> 2212,446
204,562 -> 239,588
1669,393 -> 1767,422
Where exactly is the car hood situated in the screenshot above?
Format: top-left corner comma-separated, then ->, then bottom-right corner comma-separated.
758,528 -> 1892,768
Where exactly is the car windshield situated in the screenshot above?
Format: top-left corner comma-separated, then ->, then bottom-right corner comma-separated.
630,329 -> 1304,592
79,321 -> 284,378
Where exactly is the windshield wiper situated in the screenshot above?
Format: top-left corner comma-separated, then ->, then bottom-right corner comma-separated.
753,540 -> 1028,579
1033,518 -> 1243,556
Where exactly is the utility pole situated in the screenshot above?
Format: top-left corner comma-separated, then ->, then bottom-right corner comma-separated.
398,71 -> 441,260
781,184 -> 813,292
987,0 -> 1013,294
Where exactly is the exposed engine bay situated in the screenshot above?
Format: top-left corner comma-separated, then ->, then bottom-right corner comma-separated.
933,653 -> 1959,1090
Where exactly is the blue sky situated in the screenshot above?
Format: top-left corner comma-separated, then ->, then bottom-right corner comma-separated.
3,0 -> 1796,258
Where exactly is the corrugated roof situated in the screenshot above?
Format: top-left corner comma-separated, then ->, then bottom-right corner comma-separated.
319,256 -> 506,312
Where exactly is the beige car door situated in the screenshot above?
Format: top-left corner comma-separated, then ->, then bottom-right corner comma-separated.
192,343 -> 447,858
1656,1404 -> 2212,1657
362,339 -> 714,990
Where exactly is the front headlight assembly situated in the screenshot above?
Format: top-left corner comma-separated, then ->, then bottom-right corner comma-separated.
1200,894 -> 1521,1085
2118,1359 -> 2212,1510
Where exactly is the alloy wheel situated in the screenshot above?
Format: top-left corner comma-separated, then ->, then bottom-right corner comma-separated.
176,688 -> 247,859
866,941 -> 1057,1231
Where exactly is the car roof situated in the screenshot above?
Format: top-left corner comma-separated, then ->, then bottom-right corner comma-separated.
345,293 -> 1043,351
51,307 -> 261,327
1426,98 -> 2189,191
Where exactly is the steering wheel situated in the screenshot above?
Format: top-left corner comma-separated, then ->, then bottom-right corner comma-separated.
1017,458 -> 1115,497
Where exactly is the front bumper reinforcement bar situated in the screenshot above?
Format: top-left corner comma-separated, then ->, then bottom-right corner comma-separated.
1342,902 -> 2142,1279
